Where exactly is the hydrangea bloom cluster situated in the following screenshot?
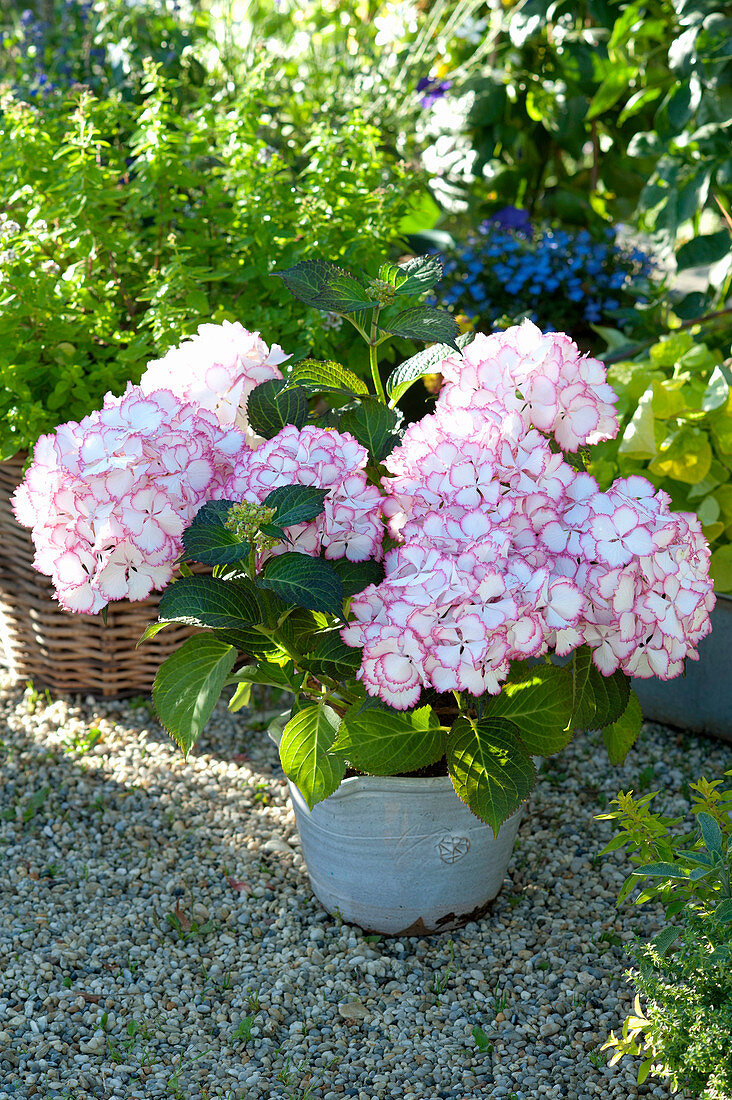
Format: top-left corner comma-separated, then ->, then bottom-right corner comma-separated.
12,385 -> 246,614
224,425 -> 383,563
140,321 -> 289,445
435,320 -> 619,452
434,218 -> 654,336
341,326 -> 713,709
553,474 -> 714,680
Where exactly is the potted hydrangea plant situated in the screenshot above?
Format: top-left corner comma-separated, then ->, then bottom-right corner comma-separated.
12,256 -> 715,934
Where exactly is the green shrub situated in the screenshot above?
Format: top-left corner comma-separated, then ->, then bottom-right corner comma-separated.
598,774 -> 732,1096
0,0 -> 216,98
588,327 -> 732,590
463,0 -> 732,314
0,62 -> 415,458
605,915 -> 732,1098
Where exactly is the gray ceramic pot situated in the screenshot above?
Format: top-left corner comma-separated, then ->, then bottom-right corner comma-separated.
268,713 -> 524,935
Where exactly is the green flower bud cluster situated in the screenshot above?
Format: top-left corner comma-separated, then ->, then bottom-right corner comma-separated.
225,502 -> 279,549
365,278 -> 397,307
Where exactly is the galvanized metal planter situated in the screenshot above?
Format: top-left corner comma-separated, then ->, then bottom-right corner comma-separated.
268,714 -> 523,935
632,593 -> 732,742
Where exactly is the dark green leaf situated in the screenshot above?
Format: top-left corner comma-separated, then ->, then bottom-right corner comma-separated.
182,500 -> 248,566
569,648 -> 631,732
212,627 -> 287,662
284,358 -> 369,396
697,811 -> 724,857
673,290 -> 708,321
279,703 -> 346,808
392,254 -> 444,295
158,575 -> 264,632
331,558 -> 385,597
570,646 -> 598,731
153,635 -> 237,757
302,631 -> 362,681
632,862 -> 690,879
386,332 -> 473,404
273,260 -> 378,313
447,716 -> 536,834
332,703 -> 446,775
263,484 -> 329,528
313,272 -> 379,314
592,669 -> 632,730
339,398 -> 401,462
379,306 -> 460,352
272,259 -> 343,305
258,552 -> 344,615
676,230 -> 731,271
227,660 -> 300,692
481,665 -> 573,756
247,379 -> 309,439
602,689 -> 643,765
715,899 -> 732,923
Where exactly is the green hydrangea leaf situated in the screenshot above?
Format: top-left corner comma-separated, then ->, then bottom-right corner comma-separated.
332,703 -> 446,776
273,260 -> 378,313
181,500 -> 248,565
158,575 -> 265,632
602,689 -> 643,764
378,306 -> 461,352
386,331 -> 474,404
339,398 -> 401,462
258,552 -> 344,615
227,660 -> 301,692
284,358 -> 369,395
390,254 -> 444,295
302,631 -> 362,681
331,558 -> 385,598
153,634 -> 237,757
279,703 -> 346,809
447,716 -> 536,834
481,665 -> 574,755
247,379 -> 309,439
263,484 -> 329,528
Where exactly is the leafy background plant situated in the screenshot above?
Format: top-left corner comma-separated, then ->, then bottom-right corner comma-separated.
0,0 -> 215,98
598,773 -> 732,1095
0,62 -> 415,458
588,327 -> 732,590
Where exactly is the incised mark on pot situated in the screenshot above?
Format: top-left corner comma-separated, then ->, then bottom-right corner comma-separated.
436,834 -> 470,863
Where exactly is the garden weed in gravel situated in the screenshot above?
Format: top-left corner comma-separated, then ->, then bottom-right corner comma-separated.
0,671 -> 727,1099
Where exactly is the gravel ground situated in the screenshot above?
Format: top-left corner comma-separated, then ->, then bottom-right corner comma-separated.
1,671 -> 729,1100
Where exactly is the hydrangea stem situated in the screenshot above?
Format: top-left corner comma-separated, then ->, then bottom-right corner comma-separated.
369,313 -> 387,404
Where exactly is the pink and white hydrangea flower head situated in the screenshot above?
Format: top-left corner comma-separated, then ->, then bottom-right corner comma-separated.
12,384 -> 247,613
224,424 -> 384,563
339,385 -> 713,708
433,320 -> 619,452
139,320 -> 290,445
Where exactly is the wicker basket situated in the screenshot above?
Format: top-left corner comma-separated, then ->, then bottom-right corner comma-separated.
0,453 -> 196,698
